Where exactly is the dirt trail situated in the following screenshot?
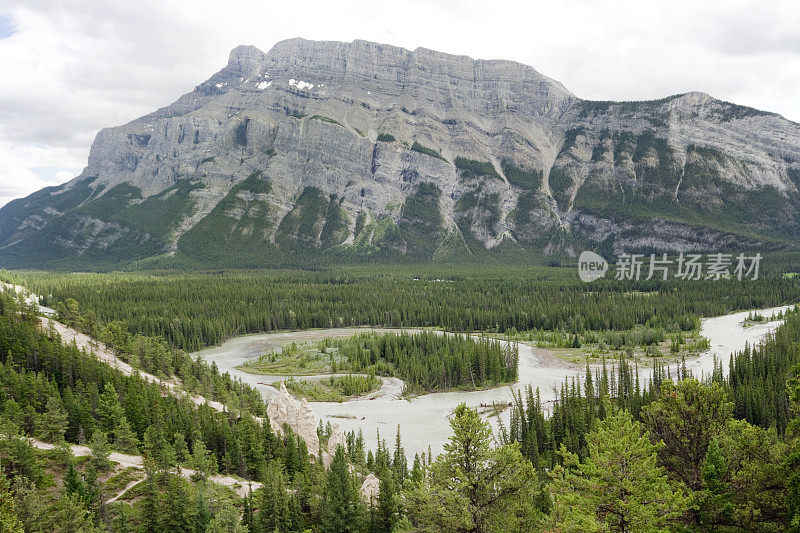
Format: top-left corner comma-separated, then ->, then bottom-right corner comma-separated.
43,318 -> 230,414
23,437 -> 261,498
0,285 -> 268,498
106,478 -> 144,504
1,283 -> 226,414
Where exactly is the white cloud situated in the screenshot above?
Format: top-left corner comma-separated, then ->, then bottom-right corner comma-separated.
1,0 -> 799,206
0,142 -> 83,206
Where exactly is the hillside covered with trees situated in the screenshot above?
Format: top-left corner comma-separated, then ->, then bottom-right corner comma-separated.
0,282 -> 799,531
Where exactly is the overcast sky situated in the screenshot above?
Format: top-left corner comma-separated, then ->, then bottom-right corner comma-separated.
1,0 -> 799,206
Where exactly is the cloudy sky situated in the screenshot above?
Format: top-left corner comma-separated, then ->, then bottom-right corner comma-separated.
1,0 -> 799,206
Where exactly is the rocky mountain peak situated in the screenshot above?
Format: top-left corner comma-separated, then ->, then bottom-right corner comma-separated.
225,44 -> 268,76
1,38 -> 800,269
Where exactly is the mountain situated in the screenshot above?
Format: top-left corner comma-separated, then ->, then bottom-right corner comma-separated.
3,38 -> 800,269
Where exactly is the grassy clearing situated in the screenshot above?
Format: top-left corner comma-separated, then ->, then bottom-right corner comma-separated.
502,326 -> 711,366
104,467 -> 143,496
271,374 -> 382,402
237,341 -> 340,375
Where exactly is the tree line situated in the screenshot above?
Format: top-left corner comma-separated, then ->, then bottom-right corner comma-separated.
328,331 -> 518,392
8,268 -> 800,351
1,287 -> 800,530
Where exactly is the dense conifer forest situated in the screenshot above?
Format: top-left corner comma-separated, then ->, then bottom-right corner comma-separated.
6,267 -> 800,351
245,331 -> 519,393
330,331 -> 518,392
1,265 -> 800,531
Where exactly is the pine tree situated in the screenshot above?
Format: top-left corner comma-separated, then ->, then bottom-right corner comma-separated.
320,445 -> 363,533
0,472 -> 23,533
206,499 -> 249,533
40,493 -> 97,532
34,396 -> 68,443
642,380 -> 733,491
89,429 -> 113,472
406,404 -> 539,532
549,408 -> 689,532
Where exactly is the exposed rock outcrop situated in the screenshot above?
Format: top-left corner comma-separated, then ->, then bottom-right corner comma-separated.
266,382 -> 320,456
327,424 -> 347,453
359,473 -> 380,504
322,424 -> 350,468
3,37 -> 800,269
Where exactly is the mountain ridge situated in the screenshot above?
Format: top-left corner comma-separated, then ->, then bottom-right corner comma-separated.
3,37 -> 800,269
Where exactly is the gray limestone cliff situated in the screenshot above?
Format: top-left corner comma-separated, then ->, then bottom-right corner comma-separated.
3,38 -> 800,268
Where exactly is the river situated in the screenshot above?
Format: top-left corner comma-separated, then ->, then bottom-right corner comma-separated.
194,305 -> 793,458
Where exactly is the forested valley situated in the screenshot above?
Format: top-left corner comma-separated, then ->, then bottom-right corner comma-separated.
7,268 -> 800,351
6,3 -> 800,531
0,267 -> 799,531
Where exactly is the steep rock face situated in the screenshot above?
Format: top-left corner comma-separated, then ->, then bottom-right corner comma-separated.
359,473 -> 380,504
324,425 -> 349,468
266,382 -> 320,456
2,38 -> 800,268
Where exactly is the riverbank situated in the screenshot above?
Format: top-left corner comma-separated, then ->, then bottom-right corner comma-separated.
193,304 -> 793,458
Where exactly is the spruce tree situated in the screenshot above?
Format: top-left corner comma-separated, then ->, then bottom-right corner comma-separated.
788,363 -> 800,527
173,432 -> 188,463
140,475 -> 160,533
392,426 -> 407,485
241,491 -> 255,532
162,474 -> 196,533
143,425 -> 176,473
114,416 -> 140,454
0,472 -> 23,533
549,408 -> 689,532
89,429 -> 113,472
409,454 -> 424,484
257,462 -> 290,533
320,446 -> 363,533
63,462 -> 88,506
188,438 -> 216,480
697,438 -> 735,527
372,472 -> 399,533
34,396 -> 68,443
194,492 -> 212,533
96,382 -> 124,439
